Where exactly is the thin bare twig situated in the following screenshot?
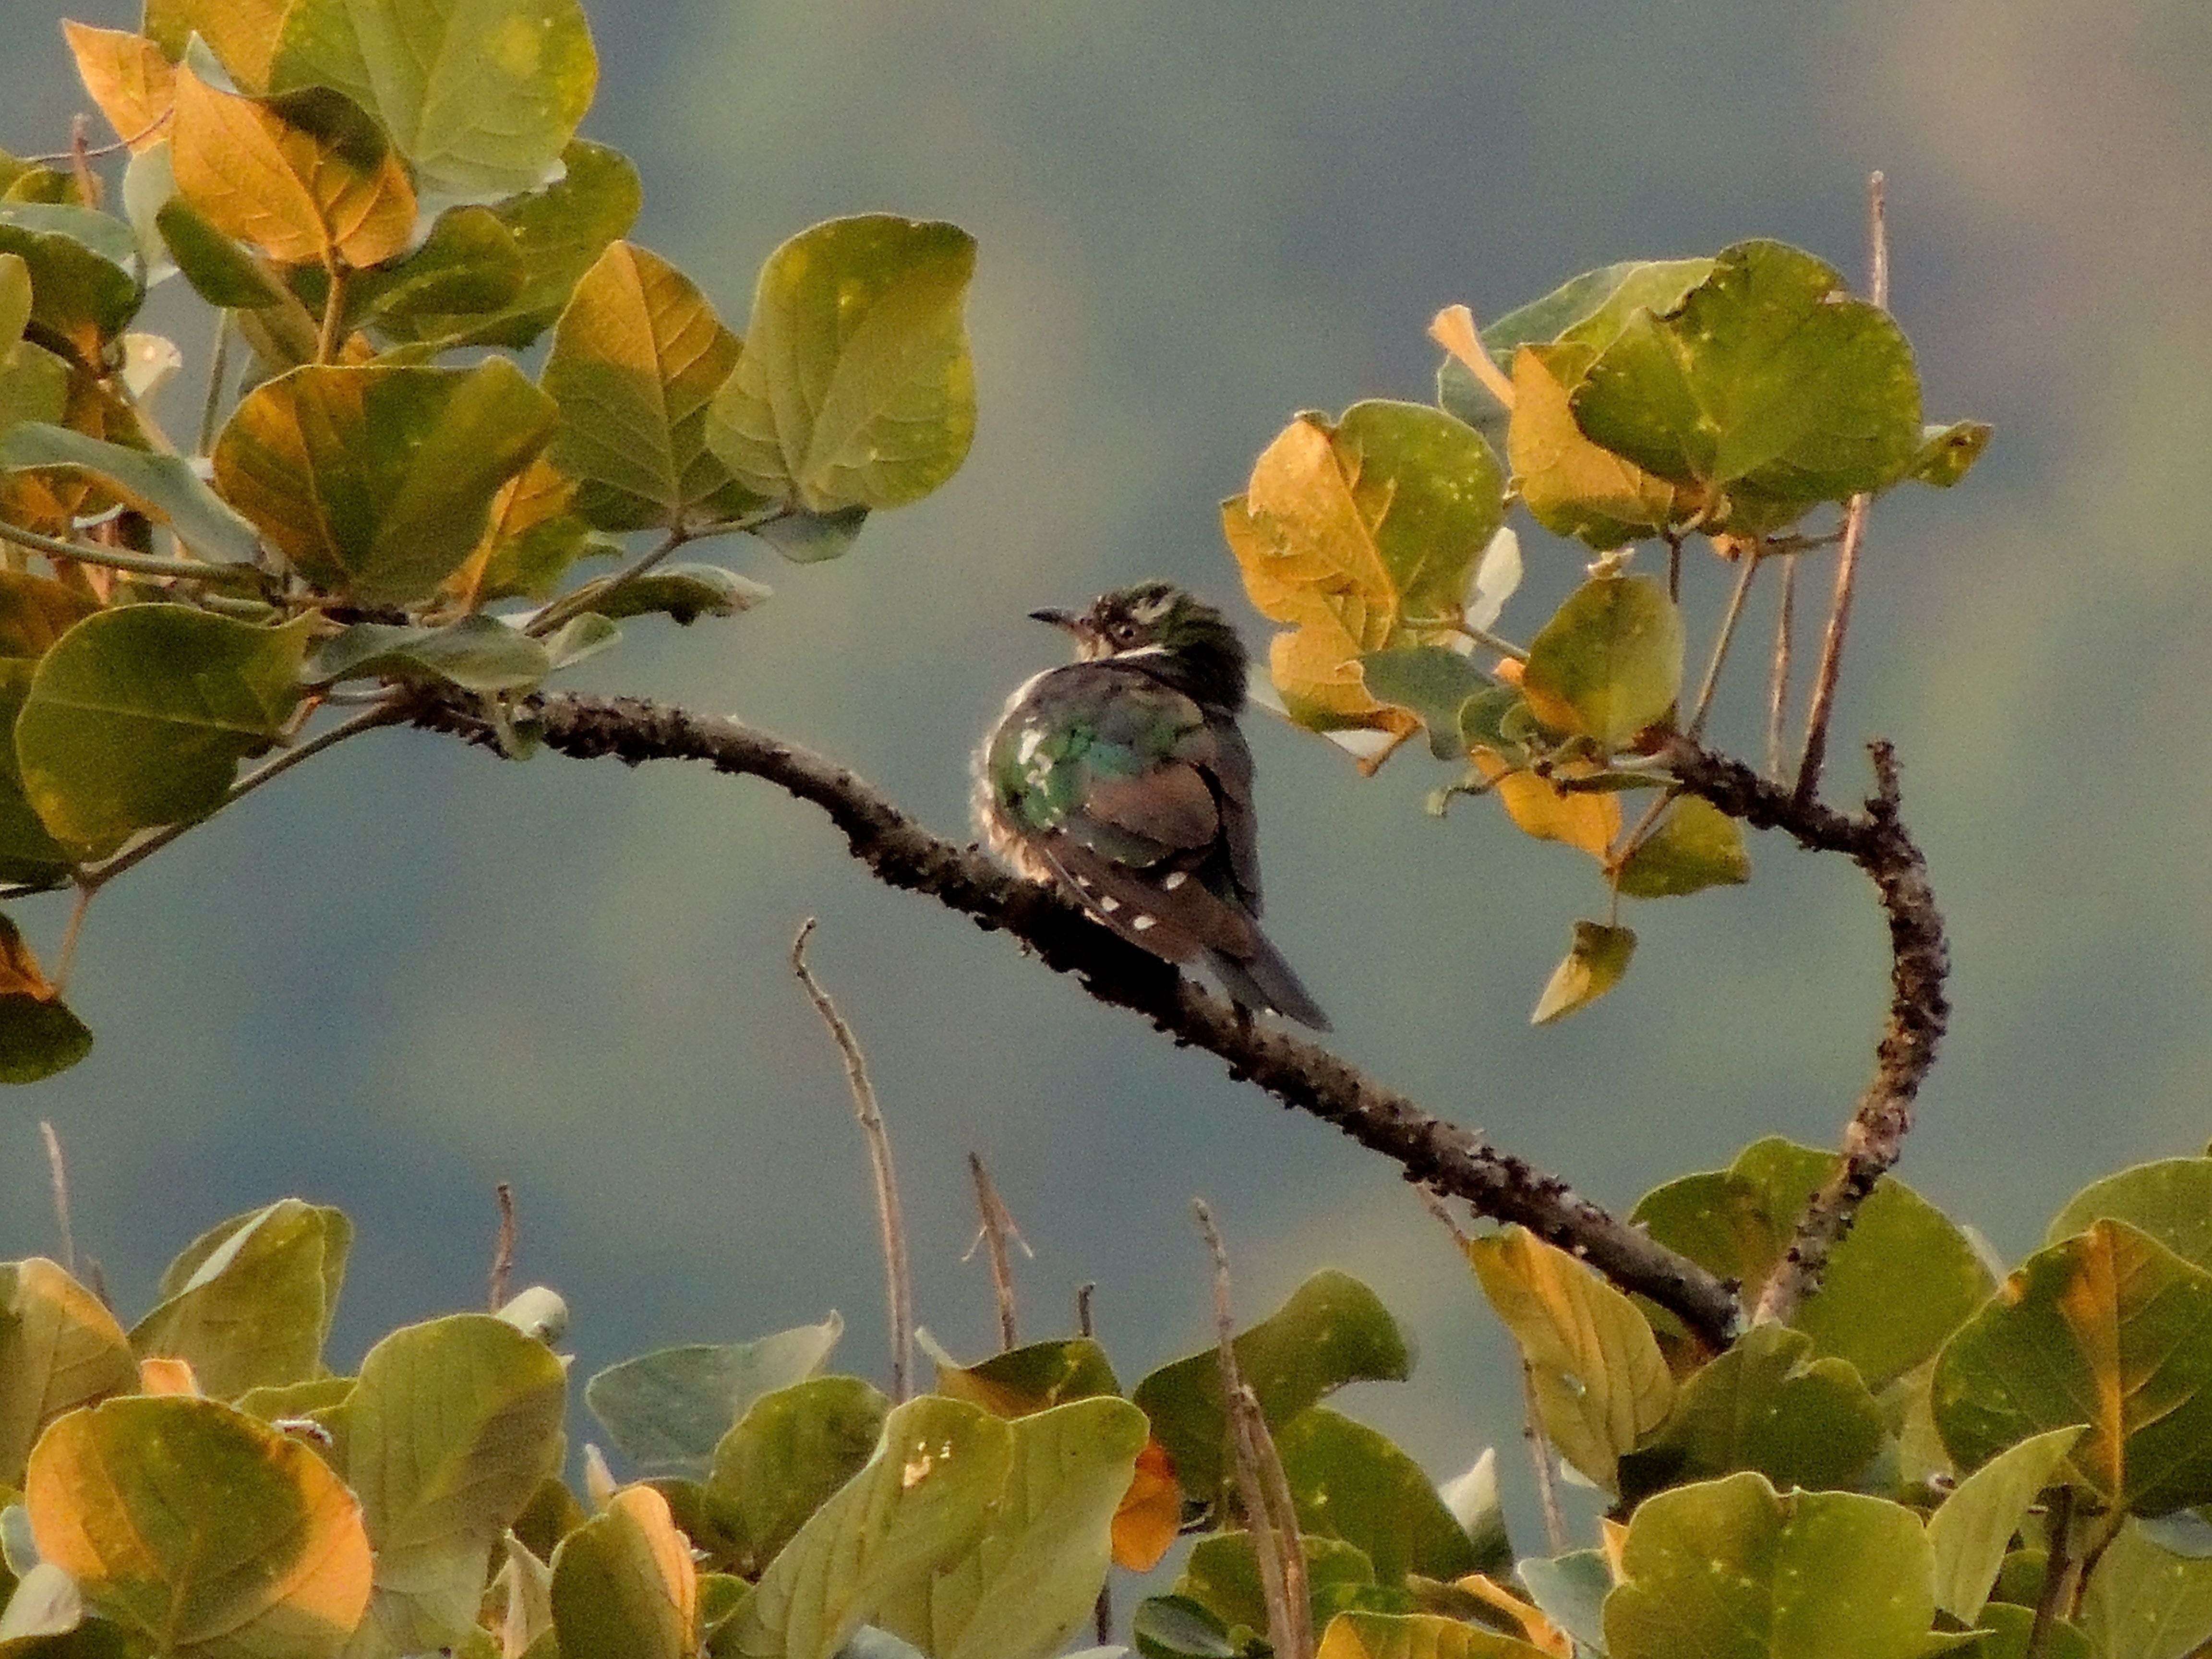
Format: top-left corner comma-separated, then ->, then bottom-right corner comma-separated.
1686,545 -> 1762,740
1077,1278 -> 1112,1647
488,1183 -> 518,1311
964,1151 -> 1030,1350
25,107 -> 170,165
1076,1282 -> 1096,1338
1196,1201 -> 1310,1659
38,1121 -> 73,1274
1767,555 -> 1796,779
792,919 -> 914,1402
408,686 -> 1747,1347
0,521 -> 262,589
1793,171 -> 1888,805
1521,1361 -> 1569,1555
1416,1185 -> 1473,1250
52,884 -> 92,994
314,264 -> 349,365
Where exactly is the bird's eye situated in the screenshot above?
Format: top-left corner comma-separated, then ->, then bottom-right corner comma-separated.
1108,621 -> 1141,645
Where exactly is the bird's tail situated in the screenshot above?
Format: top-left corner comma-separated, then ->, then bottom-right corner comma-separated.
1205,930 -> 1331,1032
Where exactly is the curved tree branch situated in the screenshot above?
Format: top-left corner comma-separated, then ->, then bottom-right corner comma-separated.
405,686 -> 1746,1348
1660,734 -> 1950,1323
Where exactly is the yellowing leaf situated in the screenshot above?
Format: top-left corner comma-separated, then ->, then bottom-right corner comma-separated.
445,458 -> 590,607
27,1395 -> 373,1659
62,25 -> 175,154
1464,1227 -> 1672,1493
550,1484 -> 699,1659
1111,1439 -> 1180,1573
1471,750 -> 1620,859
1314,1610 -> 1555,1658
1508,345 -> 1685,550
1453,1576 -> 1571,1657
0,1256 -> 137,1485
1531,920 -> 1637,1025
169,65 -> 415,268
1227,400 -> 1503,745
137,1356 -> 200,1395
1614,794 -> 1751,898
142,0 -> 290,89
0,916 -> 95,1082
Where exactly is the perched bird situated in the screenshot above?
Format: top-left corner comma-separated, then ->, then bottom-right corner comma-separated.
976,580 -> 1330,1030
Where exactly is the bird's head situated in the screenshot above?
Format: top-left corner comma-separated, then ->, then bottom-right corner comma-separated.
1030,581 -> 1248,710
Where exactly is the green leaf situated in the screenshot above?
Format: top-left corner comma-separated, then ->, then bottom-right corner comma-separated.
0,341 -> 69,440
1274,1408 -> 1477,1587
874,1397 -> 1148,1659
1312,1611 -> 1554,1659
591,564 -> 770,625
1604,1472 -> 1937,1659
750,504 -> 868,563
0,255 -> 31,347
1463,1225 -> 1672,1492
1179,1532 -> 1380,1639
1487,259 -> 1719,366
926,1336 -> 1120,1418
1522,574 -> 1682,749
14,604 -> 310,858
308,616 -> 551,694
1615,794 -> 1751,898
395,141 -> 641,350
1633,1138 -> 1997,1389
344,1313 -> 568,1659
268,0 -> 597,204
1617,1323 -> 1885,1504
550,1486 -> 696,1659
0,1259 -> 136,1488
130,1199 -> 350,1400
350,206 -> 525,333
0,206 -> 142,353
1927,1425 -> 2084,1622
704,1376 -> 889,1579
1358,647 -> 1491,760
584,1316 -> 843,1481
1570,241 -> 1923,527
2049,1158 -> 2212,1270
1933,1218 -> 2212,1515
0,668 -> 75,885
0,914 -> 92,1080
24,1395 -> 372,1659
155,195 -> 290,309
1130,1595 -> 1240,1659
541,612 -> 619,672
708,216 -> 978,513
1515,1551 -> 1611,1656
0,425 -> 264,565
1530,919 -> 1636,1024
1961,1602 -> 2092,1659
1132,1270 -> 1412,1502
730,1395 -> 1012,1659
215,360 -> 558,602
2074,1518 -> 2212,1659
1905,421 -> 1992,489
542,242 -> 752,532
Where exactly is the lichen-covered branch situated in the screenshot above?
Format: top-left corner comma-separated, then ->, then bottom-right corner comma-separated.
406,687 -> 1746,1348
1661,734 -> 1949,1324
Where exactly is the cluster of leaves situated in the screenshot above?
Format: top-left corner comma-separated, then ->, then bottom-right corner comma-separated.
1223,241 -> 1991,1020
12,1148 -> 2212,1659
0,0 -> 980,1082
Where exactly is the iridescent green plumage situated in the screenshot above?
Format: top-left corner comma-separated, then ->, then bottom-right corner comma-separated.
977,582 -> 1329,1029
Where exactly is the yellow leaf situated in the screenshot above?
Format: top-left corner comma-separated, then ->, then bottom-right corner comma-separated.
137,1357 -> 199,1396
1508,345 -> 1684,548
1471,749 -> 1620,860
1110,1438 -> 1180,1573
1464,1226 -> 1674,1493
61,25 -> 174,154
611,1484 -> 698,1644
142,0 -> 289,90
445,458 -> 585,608
1453,1575 -> 1571,1657
170,65 -> 415,269
1531,920 -> 1637,1025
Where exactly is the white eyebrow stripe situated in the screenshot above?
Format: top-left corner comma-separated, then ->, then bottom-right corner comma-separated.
1114,643 -> 1169,659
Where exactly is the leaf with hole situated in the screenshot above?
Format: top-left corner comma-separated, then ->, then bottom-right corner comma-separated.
708,215 -> 977,514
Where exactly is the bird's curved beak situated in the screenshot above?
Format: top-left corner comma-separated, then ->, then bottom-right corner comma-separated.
1027,607 -> 1079,631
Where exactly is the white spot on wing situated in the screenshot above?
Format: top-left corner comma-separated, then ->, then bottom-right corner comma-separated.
1163,872 -> 1187,890
1099,895 -> 1121,912
1016,727 -> 1045,765
1131,914 -> 1157,931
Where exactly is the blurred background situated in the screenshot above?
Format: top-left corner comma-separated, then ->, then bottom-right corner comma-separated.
4,0 -> 2209,1555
